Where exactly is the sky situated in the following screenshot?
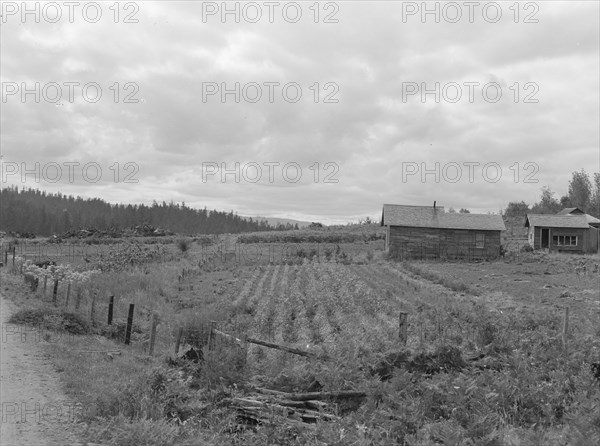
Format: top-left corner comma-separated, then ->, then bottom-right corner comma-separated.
1,1 -> 599,225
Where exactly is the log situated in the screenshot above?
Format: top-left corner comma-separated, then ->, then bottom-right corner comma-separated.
234,407 -> 315,429
229,398 -> 339,422
252,386 -> 366,401
246,337 -> 324,359
213,329 -> 243,345
230,397 -> 328,413
287,391 -> 366,402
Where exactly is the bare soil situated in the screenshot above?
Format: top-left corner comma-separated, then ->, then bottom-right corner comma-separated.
417,253 -> 600,330
0,272 -> 87,446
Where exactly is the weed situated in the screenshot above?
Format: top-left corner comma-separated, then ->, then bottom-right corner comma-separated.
9,308 -> 91,335
176,238 -> 191,253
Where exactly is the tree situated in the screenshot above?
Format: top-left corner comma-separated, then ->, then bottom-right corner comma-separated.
504,201 -> 530,217
531,186 -> 561,214
61,209 -> 71,232
568,169 -> 592,213
448,207 -> 456,213
0,187 -> 276,236
590,172 -> 600,218
559,195 -> 572,208
459,208 -> 470,213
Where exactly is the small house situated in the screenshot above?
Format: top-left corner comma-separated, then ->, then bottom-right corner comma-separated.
381,203 -> 506,260
525,209 -> 600,253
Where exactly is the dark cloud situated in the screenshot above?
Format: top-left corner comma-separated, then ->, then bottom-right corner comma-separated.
1,1 -> 598,224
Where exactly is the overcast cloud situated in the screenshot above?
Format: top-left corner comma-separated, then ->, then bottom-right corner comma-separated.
1,1 -> 598,224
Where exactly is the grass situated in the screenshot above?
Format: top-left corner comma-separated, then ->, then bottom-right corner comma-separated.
9,307 -> 91,335
401,261 -> 479,295
3,244 -> 600,445
176,238 -> 192,253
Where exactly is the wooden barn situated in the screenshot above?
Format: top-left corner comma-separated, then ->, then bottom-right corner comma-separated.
381,203 -> 506,260
525,210 -> 600,254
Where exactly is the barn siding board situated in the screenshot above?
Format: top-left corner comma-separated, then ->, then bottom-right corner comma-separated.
588,227 -> 599,253
388,226 -> 501,260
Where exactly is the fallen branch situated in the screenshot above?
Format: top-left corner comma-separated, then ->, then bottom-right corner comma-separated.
211,329 -> 329,360
213,329 -> 243,344
246,337 -> 325,359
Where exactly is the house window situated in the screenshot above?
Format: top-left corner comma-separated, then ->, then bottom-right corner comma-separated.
475,233 -> 485,248
552,235 -> 578,246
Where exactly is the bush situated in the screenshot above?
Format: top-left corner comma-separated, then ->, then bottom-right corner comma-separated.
8,308 -> 91,335
175,238 -> 190,253
100,321 -> 143,342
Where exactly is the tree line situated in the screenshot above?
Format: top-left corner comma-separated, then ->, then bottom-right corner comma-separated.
0,186 -> 299,236
503,170 -> 600,218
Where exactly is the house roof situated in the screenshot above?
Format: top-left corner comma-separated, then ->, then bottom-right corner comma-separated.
583,214 -> 600,225
554,208 -> 600,225
525,214 -> 591,228
381,204 -> 506,231
556,207 -> 584,215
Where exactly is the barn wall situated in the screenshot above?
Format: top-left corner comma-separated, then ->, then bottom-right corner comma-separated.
528,226 -> 535,247
387,226 -> 501,260
532,226 -> 586,252
586,227 -> 598,253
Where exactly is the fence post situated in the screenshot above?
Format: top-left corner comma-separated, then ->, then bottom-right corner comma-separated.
125,304 -> 135,345
148,313 -> 158,356
52,279 -> 59,305
75,285 -> 82,310
562,307 -> 569,351
107,295 -> 114,325
90,290 -> 97,322
43,276 -> 48,297
399,312 -> 408,346
4,249 -> 7,266
12,246 -> 16,270
65,282 -> 71,308
174,327 -> 184,355
208,320 -> 217,351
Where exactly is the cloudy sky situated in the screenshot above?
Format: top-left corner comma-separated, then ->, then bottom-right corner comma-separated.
1,1 -> 598,224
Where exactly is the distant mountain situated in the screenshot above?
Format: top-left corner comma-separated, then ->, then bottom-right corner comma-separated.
245,216 -> 313,228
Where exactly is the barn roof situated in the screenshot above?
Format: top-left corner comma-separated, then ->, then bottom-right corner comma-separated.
381,204 -> 506,231
525,214 -> 591,228
556,207 -> 584,215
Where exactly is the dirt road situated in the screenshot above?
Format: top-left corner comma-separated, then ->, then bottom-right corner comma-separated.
0,273 -> 85,446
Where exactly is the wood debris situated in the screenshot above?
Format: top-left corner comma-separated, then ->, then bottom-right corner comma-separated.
227,387 -> 366,427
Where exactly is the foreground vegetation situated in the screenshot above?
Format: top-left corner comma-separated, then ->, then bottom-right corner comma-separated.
2,233 -> 599,445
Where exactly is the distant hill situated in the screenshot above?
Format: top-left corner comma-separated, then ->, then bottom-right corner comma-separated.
0,186 -> 274,236
247,216 -> 313,228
